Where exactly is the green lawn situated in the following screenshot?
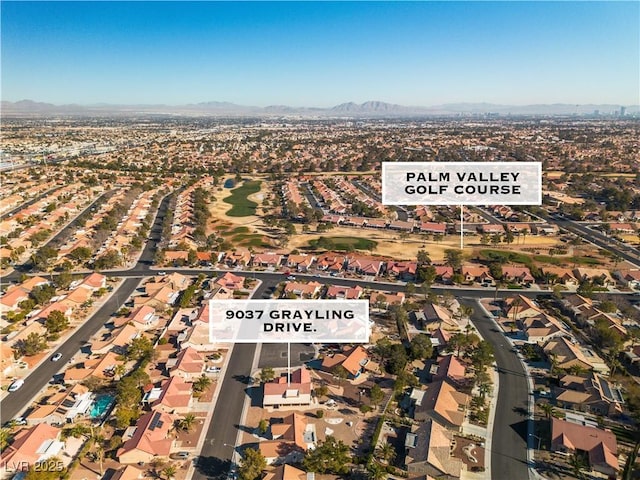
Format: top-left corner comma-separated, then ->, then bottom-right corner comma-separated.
223,181 -> 261,217
308,236 -> 377,251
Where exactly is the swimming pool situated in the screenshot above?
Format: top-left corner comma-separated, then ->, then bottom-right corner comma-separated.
89,394 -> 114,419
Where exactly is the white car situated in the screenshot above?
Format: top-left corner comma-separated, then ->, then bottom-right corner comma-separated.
8,379 -> 24,392
51,353 -> 62,362
206,366 -> 221,373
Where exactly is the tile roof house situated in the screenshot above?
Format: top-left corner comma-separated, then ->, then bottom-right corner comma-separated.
110,465 -> 145,480
321,345 -> 378,379
168,347 -> 204,380
316,253 -> 346,272
325,285 -> 363,300
501,266 -> 535,284
346,256 -> 383,276
286,254 -> 315,272
543,337 -> 609,374
225,248 -> 252,266
404,419 -> 463,478
614,269 -> 640,290
551,417 -> 619,476
573,268 -> 615,288
504,295 -> 542,320
518,312 -> 568,344
148,376 -> 193,414
540,267 -> 578,287
0,287 -> 30,313
91,324 -> 140,355
263,367 -> 312,408
117,411 -> 174,464
433,265 -> 454,284
416,304 -> 458,331
63,351 -> 125,382
429,355 -> 468,388
258,413 -> 315,465
369,290 -> 405,307
78,272 -> 107,291
386,261 -> 418,281
461,265 -> 493,284
411,381 -> 469,431
1,424 -> 64,474
215,272 -> 245,291
284,281 -> 322,298
26,384 -> 92,426
262,464 -> 308,480
127,305 -> 159,330
252,253 -> 283,268
554,372 -> 625,416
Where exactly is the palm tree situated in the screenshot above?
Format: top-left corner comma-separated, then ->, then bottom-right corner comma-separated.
193,374 -> 212,393
88,426 -> 105,476
177,414 -> 196,432
376,442 -> 396,464
367,462 -> 386,480
162,465 -> 177,480
568,453 -> 587,479
540,402 -> 555,419
114,364 -> 126,381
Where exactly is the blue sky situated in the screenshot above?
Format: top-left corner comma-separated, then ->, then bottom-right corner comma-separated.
2,2 -> 638,106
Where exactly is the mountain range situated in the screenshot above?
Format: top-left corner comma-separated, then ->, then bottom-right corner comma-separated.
1,99 -> 637,117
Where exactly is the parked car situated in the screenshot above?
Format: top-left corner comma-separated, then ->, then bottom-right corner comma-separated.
8,379 -> 24,392
170,452 -> 190,460
206,366 -> 221,373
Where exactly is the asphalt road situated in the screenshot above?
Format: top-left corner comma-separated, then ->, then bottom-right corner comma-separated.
462,298 -> 530,480
0,277 -> 141,424
538,211 -> 640,267
191,277 -> 278,479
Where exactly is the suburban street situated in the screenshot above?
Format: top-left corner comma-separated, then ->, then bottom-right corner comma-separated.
462,298 -> 530,480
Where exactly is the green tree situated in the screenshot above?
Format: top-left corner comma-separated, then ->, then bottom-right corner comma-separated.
369,384 -> 384,407
126,335 -> 154,362
376,441 -> 396,464
444,248 -> 464,270
193,375 -> 212,394
302,436 -> 351,474
409,333 -> 433,360
13,332 -> 48,357
258,419 -> 269,435
45,310 -> 69,335
258,367 -> 275,383
367,462 -> 386,480
239,447 -> 266,480
176,414 -> 196,432
162,466 -> 177,480
416,249 -> 431,265
29,284 -> 56,305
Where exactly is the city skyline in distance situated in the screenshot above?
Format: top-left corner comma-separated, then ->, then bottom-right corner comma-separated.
2,1 -> 639,107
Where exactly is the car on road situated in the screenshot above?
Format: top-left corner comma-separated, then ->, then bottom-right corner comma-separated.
8,379 -> 24,392
51,353 -> 62,362
158,271 -> 167,276
287,275 -> 296,280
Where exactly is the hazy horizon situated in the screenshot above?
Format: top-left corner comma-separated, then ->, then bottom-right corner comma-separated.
2,2 -> 638,107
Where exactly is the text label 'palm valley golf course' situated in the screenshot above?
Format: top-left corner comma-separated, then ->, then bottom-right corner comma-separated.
382,161 -> 542,205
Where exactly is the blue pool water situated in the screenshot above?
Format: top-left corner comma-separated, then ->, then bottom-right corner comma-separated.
90,395 -> 114,418
223,178 -> 236,188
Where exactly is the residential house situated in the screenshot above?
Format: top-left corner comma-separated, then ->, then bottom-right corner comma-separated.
461,265 -> 493,285
215,272 -> 245,291
554,372 -> 625,416
540,267 -> 578,287
284,281 -> 322,298
63,352 -> 125,382
263,367 -> 312,408
411,381 -> 469,431
262,464 -> 308,480
419,222 -> 447,235
168,347 -> 204,381
225,248 -> 252,267
26,384 -> 93,426
0,424 -> 64,474
504,295 -> 542,320
369,290 -> 405,307
0,287 -> 29,313
259,413 -> 316,465
286,254 -> 315,272
110,465 -> 145,480
573,268 -> 616,288
325,285 -> 363,300
386,261 -> 418,281
404,419 -> 463,479
91,324 -> 139,355
501,266 -> 535,285
128,305 -> 159,330
614,269 -> 640,290
252,253 -> 283,268
416,304 -> 458,331
543,337 -> 609,374
321,345 -> 378,379
149,376 -> 193,414
429,355 -> 468,388
434,265 -> 454,284
519,313 -> 568,344
316,253 -> 346,273
346,256 -> 384,277
117,411 -> 174,464
77,272 -> 107,291
551,417 -> 619,477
